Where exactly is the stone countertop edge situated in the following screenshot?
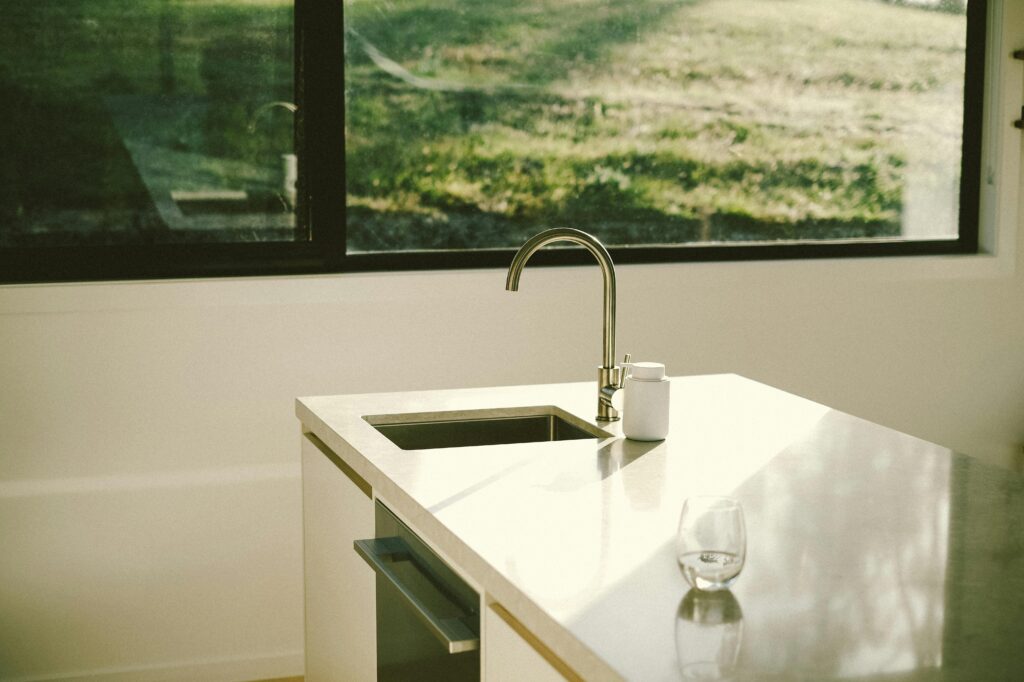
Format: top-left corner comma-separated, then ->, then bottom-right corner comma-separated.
295,380 -> 627,682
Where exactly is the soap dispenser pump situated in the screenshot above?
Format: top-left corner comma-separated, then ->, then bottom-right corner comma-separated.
623,362 -> 670,441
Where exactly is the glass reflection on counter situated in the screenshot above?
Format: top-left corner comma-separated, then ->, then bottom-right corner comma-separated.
676,589 -> 744,680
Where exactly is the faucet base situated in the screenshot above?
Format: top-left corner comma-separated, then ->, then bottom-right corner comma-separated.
597,366 -> 622,422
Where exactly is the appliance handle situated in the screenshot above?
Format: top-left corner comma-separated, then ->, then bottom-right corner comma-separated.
354,537 -> 480,654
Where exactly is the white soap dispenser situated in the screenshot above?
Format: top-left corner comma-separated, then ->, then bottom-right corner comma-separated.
623,362 -> 670,441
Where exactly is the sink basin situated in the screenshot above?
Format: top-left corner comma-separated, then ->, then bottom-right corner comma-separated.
365,407 -> 611,451
171,189 -> 288,215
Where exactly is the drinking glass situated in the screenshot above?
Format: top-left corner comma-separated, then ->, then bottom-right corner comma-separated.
676,496 -> 746,591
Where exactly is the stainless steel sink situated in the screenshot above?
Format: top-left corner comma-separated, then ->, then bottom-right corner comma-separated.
171,189 -> 288,216
365,408 -> 611,451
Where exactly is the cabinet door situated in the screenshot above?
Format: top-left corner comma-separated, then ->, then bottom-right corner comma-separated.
302,433 -> 376,682
484,603 -> 576,682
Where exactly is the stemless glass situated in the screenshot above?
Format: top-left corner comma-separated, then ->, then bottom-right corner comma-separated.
676,496 -> 746,591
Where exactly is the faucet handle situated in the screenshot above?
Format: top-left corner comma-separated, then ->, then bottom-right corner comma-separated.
617,353 -> 632,389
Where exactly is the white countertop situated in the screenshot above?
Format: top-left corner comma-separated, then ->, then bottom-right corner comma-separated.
296,374 -> 1024,681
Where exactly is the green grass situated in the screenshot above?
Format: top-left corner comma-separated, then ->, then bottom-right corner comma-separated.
0,0 -> 291,96
344,0 -> 967,250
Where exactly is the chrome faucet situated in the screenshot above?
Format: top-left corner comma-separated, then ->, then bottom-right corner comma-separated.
506,228 -> 629,421
248,101 -> 298,209
247,100 -> 298,133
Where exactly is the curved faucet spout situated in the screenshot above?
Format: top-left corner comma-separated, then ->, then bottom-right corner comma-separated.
506,228 -> 624,421
247,100 -> 298,133
506,228 -> 616,369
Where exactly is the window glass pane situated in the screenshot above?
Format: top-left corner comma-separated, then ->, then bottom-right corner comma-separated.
0,0 -> 296,247
344,0 -> 969,253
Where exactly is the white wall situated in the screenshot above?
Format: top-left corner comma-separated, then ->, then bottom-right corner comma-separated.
1,5 -> 1022,681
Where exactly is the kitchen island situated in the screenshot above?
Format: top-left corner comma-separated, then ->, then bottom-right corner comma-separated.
296,374 -> 1024,681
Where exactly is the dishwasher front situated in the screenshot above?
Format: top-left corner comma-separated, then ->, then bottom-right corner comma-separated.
355,501 -> 481,682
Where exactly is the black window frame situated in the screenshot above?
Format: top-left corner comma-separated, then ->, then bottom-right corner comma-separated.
0,0 -> 987,284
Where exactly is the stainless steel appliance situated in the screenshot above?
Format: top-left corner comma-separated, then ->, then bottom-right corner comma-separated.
355,501 -> 480,681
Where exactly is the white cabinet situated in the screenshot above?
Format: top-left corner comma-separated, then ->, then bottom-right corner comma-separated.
484,604 -> 575,682
302,433 -> 376,682
302,429 -> 577,682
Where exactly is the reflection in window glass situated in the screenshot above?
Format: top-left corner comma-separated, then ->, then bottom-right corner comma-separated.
344,0 -> 968,253
0,1 -> 295,247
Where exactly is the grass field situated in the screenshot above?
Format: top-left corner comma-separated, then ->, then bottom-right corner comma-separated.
344,0 -> 967,250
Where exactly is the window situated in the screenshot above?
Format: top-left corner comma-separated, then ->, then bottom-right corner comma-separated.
343,0 -> 985,263
0,0 -> 317,282
0,0 -> 987,283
